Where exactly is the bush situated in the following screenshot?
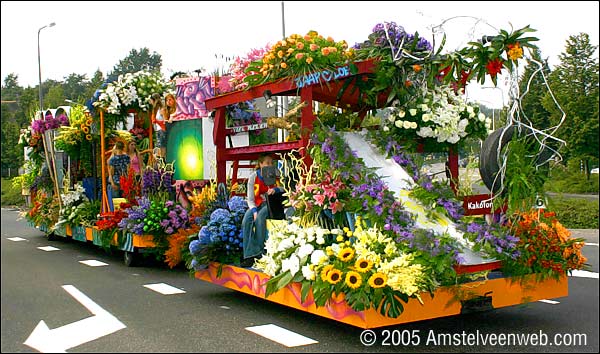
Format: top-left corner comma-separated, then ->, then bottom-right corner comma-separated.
545,160 -> 599,194
548,196 -> 599,229
1,178 -> 25,207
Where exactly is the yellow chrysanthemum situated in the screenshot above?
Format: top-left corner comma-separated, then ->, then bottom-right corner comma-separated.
368,273 -> 387,288
345,271 -> 362,289
337,247 -> 355,262
336,235 -> 344,242
354,258 -> 373,273
320,264 -> 334,281
327,269 -> 342,284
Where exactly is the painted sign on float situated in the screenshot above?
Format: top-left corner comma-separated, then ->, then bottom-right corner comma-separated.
173,76 -> 214,120
166,119 -> 203,180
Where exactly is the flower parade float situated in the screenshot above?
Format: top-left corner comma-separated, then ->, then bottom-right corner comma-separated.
22,70 -> 198,267
194,24 -> 586,329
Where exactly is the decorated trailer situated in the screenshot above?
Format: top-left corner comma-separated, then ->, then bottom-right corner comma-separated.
19,21 -> 585,328
190,24 -> 583,328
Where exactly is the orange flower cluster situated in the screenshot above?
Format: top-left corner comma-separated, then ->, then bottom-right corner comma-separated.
249,30 -> 353,86
164,224 -> 200,268
188,185 -> 216,219
511,210 -> 587,274
506,42 -> 524,61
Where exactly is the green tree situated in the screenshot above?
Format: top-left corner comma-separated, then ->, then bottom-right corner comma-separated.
518,48 -> 552,130
44,83 -> 65,109
63,73 -> 88,103
0,120 -> 23,175
85,69 -> 105,102
107,47 -> 162,82
542,33 -> 599,173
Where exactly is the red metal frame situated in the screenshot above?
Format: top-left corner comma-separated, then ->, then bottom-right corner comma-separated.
205,59 -> 496,218
205,60 -> 379,184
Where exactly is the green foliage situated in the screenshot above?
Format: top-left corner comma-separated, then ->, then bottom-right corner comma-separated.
518,48 -> 553,130
545,160 -> 600,193
495,135 -> 548,213
74,200 -> 101,227
1,178 -> 24,206
548,197 -> 599,229
542,33 -> 599,162
108,48 -> 162,82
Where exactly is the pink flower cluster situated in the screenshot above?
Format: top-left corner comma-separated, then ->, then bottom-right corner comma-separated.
289,174 -> 346,214
228,44 -> 273,91
31,113 -> 69,134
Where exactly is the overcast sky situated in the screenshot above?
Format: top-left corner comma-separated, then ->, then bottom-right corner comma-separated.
1,1 -> 598,107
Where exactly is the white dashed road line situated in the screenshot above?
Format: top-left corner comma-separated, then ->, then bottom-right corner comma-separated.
143,283 -> 186,295
538,299 -> 560,304
79,260 -> 109,267
246,324 -> 318,347
37,246 -> 60,252
7,237 -> 27,241
569,270 -> 599,279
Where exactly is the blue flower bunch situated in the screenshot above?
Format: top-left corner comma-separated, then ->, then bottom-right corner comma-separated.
354,21 -> 432,53
160,201 -> 189,235
461,221 -> 521,260
142,166 -> 175,198
118,196 -> 151,235
188,196 -> 248,269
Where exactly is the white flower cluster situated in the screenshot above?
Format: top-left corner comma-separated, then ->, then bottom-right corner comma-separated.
97,86 -> 122,114
93,70 -> 173,115
384,85 -> 492,144
60,183 -> 87,208
254,219 -> 341,279
57,183 -> 89,227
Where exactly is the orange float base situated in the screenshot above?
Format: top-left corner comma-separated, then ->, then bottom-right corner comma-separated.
196,263 -> 568,329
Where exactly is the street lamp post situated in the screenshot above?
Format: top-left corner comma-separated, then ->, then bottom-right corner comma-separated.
37,22 -> 61,208
38,22 -> 55,114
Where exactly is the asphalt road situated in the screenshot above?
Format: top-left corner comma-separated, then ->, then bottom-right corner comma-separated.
1,208 -> 598,353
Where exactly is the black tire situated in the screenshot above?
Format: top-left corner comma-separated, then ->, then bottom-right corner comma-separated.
124,250 -> 137,267
47,232 -> 58,241
479,125 -> 515,194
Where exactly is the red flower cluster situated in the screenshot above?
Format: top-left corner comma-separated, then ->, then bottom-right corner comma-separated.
96,210 -> 128,231
485,58 -> 504,78
510,209 -> 587,274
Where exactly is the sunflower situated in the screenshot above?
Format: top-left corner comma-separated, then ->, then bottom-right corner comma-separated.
82,126 -> 90,134
337,247 -> 355,262
85,118 -> 93,126
345,271 -> 362,289
354,258 -> 373,273
327,268 -> 342,285
320,264 -> 334,281
85,134 -> 92,141
368,272 -> 387,289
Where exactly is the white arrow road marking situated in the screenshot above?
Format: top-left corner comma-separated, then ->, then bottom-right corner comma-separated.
569,270 -> 599,279
7,237 -> 27,241
246,324 -> 318,347
23,285 -> 126,353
